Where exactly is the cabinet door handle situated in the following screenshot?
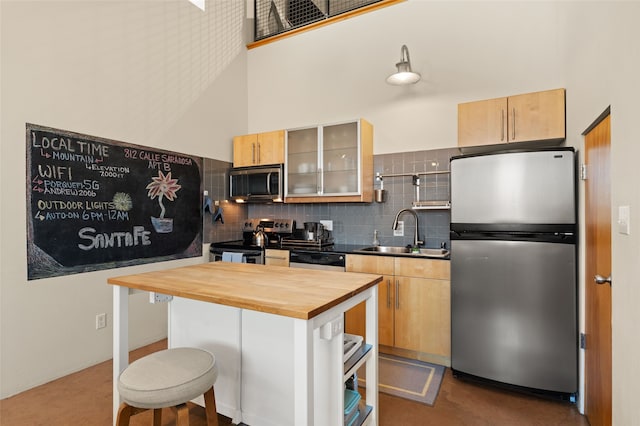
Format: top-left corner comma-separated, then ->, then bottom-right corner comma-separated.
252,143 -> 256,164
386,279 -> 391,309
395,279 -> 400,310
257,142 -> 261,163
501,109 -> 505,141
511,107 -> 516,140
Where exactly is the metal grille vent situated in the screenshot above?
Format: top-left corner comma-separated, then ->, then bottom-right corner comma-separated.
255,0 -> 382,41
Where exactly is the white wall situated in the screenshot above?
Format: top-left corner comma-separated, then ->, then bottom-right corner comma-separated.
247,1 -> 566,153
247,1 -> 640,423
0,0 -> 248,398
3,1 -> 639,423
560,3 -> 640,424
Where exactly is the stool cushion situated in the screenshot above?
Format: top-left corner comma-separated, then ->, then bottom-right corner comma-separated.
118,347 -> 218,409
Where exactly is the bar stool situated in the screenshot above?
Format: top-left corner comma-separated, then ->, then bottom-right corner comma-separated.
116,347 -> 219,426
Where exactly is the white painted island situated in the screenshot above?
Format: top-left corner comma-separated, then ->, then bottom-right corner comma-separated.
108,262 -> 381,426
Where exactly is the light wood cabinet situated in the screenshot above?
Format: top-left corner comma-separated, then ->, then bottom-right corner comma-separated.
458,88 -> 565,147
233,130 -> 285,167
285,119 -> 373,203
345,254 -> 451,364
345,255 -> 394,346
264,249 -> 289,267
394,258 -> 450,359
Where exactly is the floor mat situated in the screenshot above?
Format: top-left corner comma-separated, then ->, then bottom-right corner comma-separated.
358,353 -> 445,406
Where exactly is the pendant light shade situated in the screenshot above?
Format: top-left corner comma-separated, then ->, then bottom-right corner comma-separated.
386,45 -> 421,85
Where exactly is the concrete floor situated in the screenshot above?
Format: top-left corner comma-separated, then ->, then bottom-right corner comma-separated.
0,339 -> 588,426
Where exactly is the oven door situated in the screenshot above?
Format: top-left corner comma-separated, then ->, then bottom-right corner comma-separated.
209,247 -> 263,264
289,251 -> 346,271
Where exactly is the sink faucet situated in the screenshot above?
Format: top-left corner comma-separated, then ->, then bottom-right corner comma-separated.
392,208 -> 423,248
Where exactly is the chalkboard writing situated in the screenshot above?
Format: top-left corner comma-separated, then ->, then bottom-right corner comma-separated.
26,123 -> 203,280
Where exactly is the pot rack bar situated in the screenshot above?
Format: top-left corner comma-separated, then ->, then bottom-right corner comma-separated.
375,171 -> 451,210
375,170 -> 450,180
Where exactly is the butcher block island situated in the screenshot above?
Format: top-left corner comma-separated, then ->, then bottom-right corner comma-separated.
108,262 -> 382,426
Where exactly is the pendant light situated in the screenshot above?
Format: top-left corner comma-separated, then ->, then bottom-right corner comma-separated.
386,45 -> 421,85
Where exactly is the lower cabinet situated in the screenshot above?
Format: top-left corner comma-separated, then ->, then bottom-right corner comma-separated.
264,249 -> 289,266
345,254 -> 451,365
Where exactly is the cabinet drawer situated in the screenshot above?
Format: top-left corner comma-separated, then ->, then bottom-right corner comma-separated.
394,258 -> 450,280
264,249 -> 289,267
346,254 -> 394,275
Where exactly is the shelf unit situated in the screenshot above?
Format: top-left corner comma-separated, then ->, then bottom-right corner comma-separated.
344,343 -> 373,426
375,171 -> 451,210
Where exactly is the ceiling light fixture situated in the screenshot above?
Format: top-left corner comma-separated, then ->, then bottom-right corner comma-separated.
386,45 -> 421,85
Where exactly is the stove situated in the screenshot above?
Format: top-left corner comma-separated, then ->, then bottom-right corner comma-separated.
210,218 -> 340,265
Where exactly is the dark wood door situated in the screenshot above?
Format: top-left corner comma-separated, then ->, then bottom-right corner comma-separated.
584,111 -> 612,426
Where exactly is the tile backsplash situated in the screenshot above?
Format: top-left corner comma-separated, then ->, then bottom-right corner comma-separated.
202,158 -> 246,244
203,147 -> 461,248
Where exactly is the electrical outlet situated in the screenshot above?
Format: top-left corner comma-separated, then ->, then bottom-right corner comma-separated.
320,317 -> 344,340
96,313 -> 106,330
320,220 -> 333,231
393,221 -> 404,236
149,292 -> 173,303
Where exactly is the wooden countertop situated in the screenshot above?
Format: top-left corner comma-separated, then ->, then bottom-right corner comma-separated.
108,262 -> 382,320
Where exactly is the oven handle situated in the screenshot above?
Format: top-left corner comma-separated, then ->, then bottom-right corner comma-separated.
210,251 -> 263,264
289,263 -> 345,272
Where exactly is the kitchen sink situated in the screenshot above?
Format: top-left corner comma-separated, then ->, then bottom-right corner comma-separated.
355,246 -> 450,259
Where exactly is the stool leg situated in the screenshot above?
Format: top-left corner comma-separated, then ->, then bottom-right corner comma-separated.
152,408 -> 162,426
175,403 -> 190,426
115,402 -> 133,426
203,387 -> 219,426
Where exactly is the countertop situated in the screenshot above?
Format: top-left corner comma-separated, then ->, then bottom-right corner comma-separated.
288,244 -> 451,260
108,262 -> 382,320
211,241 -> 450,260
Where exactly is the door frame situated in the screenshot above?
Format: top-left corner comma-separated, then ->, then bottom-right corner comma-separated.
581,106 -> 612,425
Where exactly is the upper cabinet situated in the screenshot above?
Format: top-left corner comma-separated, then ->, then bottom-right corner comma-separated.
285,119 -> 373,203
458,88 -> 565,147
233,130 -> 285,167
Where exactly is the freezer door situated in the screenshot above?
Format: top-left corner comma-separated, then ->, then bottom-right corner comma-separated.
451,150 -> 575,225
451,239 -> 577,393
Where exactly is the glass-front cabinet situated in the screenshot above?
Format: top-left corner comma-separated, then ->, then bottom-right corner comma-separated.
285,119 -> 373,203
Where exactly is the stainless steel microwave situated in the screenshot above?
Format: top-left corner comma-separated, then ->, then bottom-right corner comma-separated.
229,165 -> 283,203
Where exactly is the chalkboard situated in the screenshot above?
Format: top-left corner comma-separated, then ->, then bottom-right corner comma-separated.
26,123 -> 203,280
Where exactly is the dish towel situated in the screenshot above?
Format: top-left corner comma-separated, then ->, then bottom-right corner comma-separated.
222,252 -> 245,263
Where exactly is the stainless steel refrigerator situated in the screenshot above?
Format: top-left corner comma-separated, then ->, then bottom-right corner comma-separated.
450,148 -> 577,397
